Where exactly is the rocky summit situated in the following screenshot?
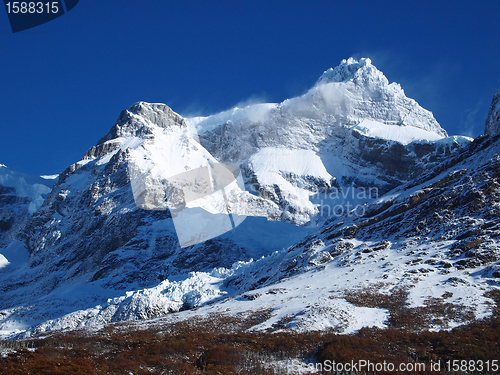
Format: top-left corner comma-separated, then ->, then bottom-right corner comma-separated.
0,58 -> 498,340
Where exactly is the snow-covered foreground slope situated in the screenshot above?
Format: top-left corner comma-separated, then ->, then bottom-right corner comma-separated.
0,59 -> 497,340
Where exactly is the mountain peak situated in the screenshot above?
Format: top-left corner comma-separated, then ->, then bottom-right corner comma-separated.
309,58 -> 448,137
97,101 -> 186,145
316,57 -> 388,87
125,102 -> 186,129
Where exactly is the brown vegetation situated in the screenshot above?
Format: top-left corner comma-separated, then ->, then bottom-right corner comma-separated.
0,290 -> 498,374
343,284 -> 475,331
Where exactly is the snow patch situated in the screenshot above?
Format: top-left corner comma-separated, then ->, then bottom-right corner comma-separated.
248,147 -> 332,181
40,174 -> 59,180
0,240 -> 29,269
353,119 -> 444,145
0,254 -> 9,270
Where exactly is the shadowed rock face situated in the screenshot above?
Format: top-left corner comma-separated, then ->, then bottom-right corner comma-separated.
351,131 -> 464,194
485,87 -> 500,136
0,185 -> 29,242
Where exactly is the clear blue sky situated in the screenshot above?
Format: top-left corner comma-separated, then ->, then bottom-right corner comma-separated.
1,1 -> 499,175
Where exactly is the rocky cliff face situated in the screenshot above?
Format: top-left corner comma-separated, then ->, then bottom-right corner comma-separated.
348,130 -> 468,191
0,185 -> 29,246
485,87 -> 500,136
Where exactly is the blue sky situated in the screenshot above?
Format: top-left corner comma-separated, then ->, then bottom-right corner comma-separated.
1,0 -> 499,175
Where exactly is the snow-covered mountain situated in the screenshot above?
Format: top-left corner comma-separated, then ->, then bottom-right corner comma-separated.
0,58 -> 497,339
192,58 -> 470,223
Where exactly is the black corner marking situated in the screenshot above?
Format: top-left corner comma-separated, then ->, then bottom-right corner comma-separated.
3,0 -> 79,33
63,0 -> 78,12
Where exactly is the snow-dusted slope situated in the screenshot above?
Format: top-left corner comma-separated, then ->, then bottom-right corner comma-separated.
217,132 -> 500,332
4,133 -> 499,338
